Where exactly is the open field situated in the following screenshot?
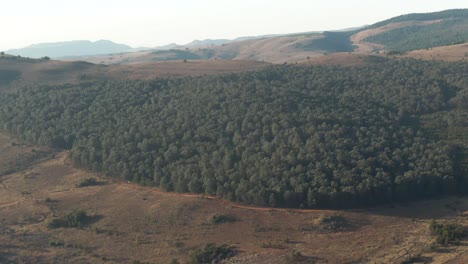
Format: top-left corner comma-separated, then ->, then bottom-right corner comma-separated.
0,133 -> 467,263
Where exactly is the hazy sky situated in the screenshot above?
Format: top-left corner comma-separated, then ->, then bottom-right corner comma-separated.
2,0 -> 467,51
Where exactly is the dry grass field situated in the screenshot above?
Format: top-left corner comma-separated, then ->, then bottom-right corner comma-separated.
0,57 -> 270,90
404,43 -> 468,62
0,132 -> 467,264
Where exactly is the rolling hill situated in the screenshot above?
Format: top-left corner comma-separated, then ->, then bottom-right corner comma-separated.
0,55 -> 269,89
61,9 -> 468,65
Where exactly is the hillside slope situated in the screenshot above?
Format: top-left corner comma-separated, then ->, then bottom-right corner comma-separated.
0,55 -> 269,89
352,9 -> 468,53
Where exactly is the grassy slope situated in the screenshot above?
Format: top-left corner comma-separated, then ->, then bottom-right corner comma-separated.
0,56 -> 270,90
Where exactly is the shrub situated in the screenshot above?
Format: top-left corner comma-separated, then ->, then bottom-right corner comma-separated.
169,259 -> 180,264
386,50 -> 406,56
315,214 -> 348,231
48,209 -> 89,228
211,214 -> 237,224
49,240 -> 65,247
188,243 -> 236,264
260,241 -> 284,249
76,177 -> 98,187
290,249 -> 304,261
429,220 -> 466,245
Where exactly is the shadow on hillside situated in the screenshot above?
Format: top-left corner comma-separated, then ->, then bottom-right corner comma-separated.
358,196 -> 468,219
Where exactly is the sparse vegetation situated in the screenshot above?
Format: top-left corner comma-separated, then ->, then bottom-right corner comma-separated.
188,243 -> 236,264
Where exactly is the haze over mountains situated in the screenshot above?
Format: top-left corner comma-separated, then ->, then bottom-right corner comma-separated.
5,33 -> 322,59
6,40 -> 134,58
5,9 -> 467,62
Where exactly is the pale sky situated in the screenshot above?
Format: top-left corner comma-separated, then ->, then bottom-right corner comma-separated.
1,0 -> 467,51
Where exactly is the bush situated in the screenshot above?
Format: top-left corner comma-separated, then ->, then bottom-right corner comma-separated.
260,241 -> 284,249
48,209 -> 89,228
189,243 -> 236,264
76,177 -> 98,187
290,249 -> 304,261
386,50 -> 406,56
211,214 -> 238,224
49,240 -> 65,247
315,214 -> 348,231
429,220 -> 466,245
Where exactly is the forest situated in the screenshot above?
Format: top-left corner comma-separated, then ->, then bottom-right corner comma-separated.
0,59 -> 467,208
367,9 -> 468,29
365,18 -> 468,52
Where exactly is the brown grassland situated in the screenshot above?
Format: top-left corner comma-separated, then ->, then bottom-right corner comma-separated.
0,58 -> 270,90
0,132 -> 467,263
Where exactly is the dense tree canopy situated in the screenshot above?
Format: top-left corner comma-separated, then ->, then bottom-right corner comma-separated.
365,18 -> 468,52
368,9 -> 468,29
0,59 -> 467,208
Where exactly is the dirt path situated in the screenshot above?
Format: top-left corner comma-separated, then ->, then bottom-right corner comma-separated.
60,151 -> 336,214
118,179 -> 336,214
0,198 -> 24,208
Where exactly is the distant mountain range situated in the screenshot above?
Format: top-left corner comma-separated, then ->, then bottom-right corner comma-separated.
4,31 -> 340,59
5,9 -> 468,60
7,40 -> 134,58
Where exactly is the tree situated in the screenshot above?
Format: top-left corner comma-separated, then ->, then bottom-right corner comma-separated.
0,51 -> 4,55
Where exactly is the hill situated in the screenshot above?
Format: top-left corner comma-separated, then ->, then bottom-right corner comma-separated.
0,55 -> 269,89
64,9 -> 468,65
353,9 -> 468,53
6,40 -> 133,59
69,34 -> 327,65
1,59 -> 467,209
